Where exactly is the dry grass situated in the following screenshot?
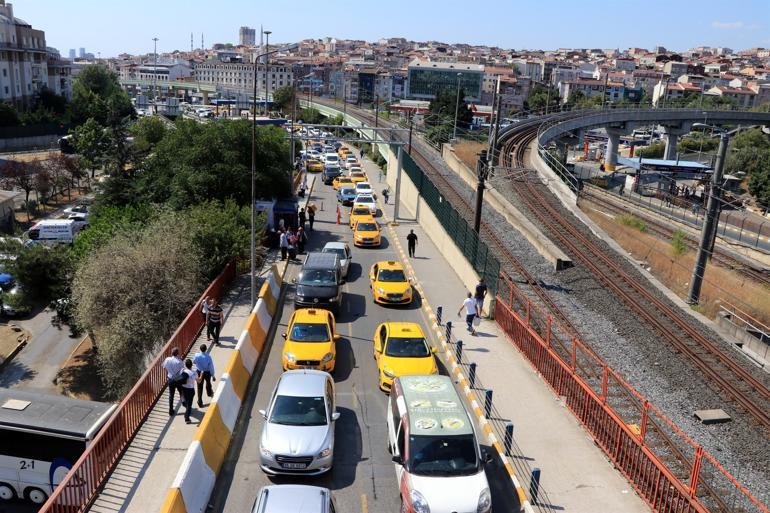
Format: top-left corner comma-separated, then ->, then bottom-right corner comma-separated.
583,204 -> 770,327
56,336 -> 108,401
453,141 -> 486,170
0,324 -> 30,361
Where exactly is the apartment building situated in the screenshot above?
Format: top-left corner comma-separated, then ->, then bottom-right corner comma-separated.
194,58 -> 293,96
0,0 -> 49,107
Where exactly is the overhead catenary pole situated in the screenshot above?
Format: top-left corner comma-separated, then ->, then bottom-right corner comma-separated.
263,30 -> 271,117
393,144 -> 404,224
687,133 -> 728,305
250,48 -> 259,309
373,94 -> 379,156
474,149 -> 488,234
487,77 -> 502,169
152,37 -> 159,113
453,72 -> 462,141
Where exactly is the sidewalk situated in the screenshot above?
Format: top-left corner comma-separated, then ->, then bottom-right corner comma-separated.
363,153 -> 649,512
87,266 -> 269,513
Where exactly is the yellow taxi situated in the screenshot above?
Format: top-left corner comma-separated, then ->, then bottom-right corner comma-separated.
369,260 -> 412,304
353,217 -> 381,247
306,159 -> 324,173
349,170 -> 368,183
282,308 -> 340,373
349,205 -> 373,228
373,322 -> 438,392
332,176 -> 355,190
337,147 -> 350,158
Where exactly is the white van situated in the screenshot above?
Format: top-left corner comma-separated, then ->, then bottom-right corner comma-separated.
26,219 -> 79,245
387,375 -> 492,513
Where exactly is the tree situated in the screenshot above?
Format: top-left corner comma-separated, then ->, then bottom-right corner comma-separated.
635,141 -> 666,158
37,87 -> 68,116
427,87 -> 473,130
10,244 -> 73,303
731,128 -> 770,151
272,85 -> 294,112
46,153 -> 85,200
0,103 -> 19,127
748,159 -> 770,209
526,84 -> 560,113
72,212 -> 203,398
726,147 -> 770,177
102,117 -> 132,176
70,65 -> 133,125
33,163 -> 53,209
130,115 -> 167,151
0,160 -> 37,222
299,107 -> 324,124
71,117 -> 106,179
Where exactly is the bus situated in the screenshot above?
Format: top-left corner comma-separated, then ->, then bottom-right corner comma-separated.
0,389 -> 116,505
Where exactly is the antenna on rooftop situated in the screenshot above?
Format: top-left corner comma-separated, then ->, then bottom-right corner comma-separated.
191,32 -> 193,52
201,33 -> 204,50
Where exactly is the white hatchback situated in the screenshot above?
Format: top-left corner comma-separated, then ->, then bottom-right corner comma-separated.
355,182 -> 375,198
353,194 -> 377,215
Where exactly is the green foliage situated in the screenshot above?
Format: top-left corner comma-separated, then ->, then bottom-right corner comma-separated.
678,135 -> 719,153
71,118 -> 107,176
427,88 -> 473,130
619,214 -> 647,232
526,84 -> 560,113
731,128 -> 770,151
747,156 -> 770,208
71,204 -> 153,260
272,85 -> 294,111
9,244 -> 74,303
327,114 -> 344,126
751,102 -> 770,113
664,92 -> 736,109
37,88 -> 68,115
299,107 -> 324,124
726,147 -> 769,177
0,103 -> 19,127
670,230 -> 688,256
635,141 -> 666,158
425,121 -> 453,146
565,90 -> 604,109
130,115 -> 168,151
70,65 -> 133,126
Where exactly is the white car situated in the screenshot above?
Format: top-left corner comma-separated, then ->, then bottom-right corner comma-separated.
353,194 -> 377,215
355,182 -> 375,198
349,164 -> 362,173
324,153 -> 340,166
63,204 -> 89,217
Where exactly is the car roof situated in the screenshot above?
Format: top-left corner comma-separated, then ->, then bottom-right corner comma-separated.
377,260 -> 404,271
254,485 -> 330,513
354,217 -> 377,227
356,182 -> 371,187
385,322 -> 425,338
355,194 -> 374,200
276,370 -> 330,397
396,375 -> 473,436
302,252 -> 339,269
323,242 -> 348,250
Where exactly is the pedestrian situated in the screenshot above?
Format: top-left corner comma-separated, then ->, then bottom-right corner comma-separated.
297,227 -> 308,254
207,298 -> 223,346
457,292 -> 481,336
382,188 -> 390,204
288,230 -> 298,260
162,347 -> 185,416
298,207 -> 306,230
200,296 -> 211,340
279,230 -> 288,260
308,206 -> 316,231
192,344 -> 216,408
474,278 -> 488,315
618,183 -> 625,196
360,148 -> 364,158
180,358 -> 203,424
406,229 -> 418,258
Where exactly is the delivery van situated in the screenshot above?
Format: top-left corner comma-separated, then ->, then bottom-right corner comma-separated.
26,219 -> 79,245
387,374 -> 492,513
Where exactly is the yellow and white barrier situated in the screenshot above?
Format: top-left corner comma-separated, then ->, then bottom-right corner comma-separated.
161,264 -> 284,513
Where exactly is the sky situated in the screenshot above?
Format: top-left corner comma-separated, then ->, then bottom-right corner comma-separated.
11,0 -> 770,57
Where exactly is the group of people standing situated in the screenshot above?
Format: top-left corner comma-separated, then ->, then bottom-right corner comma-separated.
278,205 -> 317,261
161,344 -> 217,424
457,278 -> 488,336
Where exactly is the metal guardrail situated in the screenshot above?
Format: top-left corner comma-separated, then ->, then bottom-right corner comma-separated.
39,261 -> 237,513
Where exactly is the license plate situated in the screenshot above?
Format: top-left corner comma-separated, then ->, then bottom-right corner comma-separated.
281,462 -> 307,469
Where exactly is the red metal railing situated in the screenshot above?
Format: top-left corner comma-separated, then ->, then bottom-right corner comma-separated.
495,272 -> 768,513
39,260 -> 237,513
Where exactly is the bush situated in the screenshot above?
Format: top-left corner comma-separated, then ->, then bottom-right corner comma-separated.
635,141 -> 666,158
619,214 -> 647,232
670,230 -> 688,256
9,244 -> 73,303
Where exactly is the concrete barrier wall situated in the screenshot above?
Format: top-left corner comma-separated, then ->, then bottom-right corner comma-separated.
0,134 -> 60,152
160,265 -> 284,513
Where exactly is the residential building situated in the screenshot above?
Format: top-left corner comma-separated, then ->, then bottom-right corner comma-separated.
558,78 -> 639,104
705,85 -> 757,108
121,61 -> 192,82
194,58 -> 293,96
239,26 -> 256,47
46,48 -> 72,99
406,59 -> 484,101
481,66 -> 516,104
663,61 -> 689,79
0,1 -> 49,107
652,81 -> 702,106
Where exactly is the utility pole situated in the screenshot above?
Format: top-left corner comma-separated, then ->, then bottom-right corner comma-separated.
601,71 -> 609,108
687,133 -> 728,305
373,94 -> 379,156
393,144 -> 404,224
152,37 -> 159,114
407,111 -> 414,155
263,30 -> 271,117
250,48 -> 259,309
290,80 -> 296,179
473,150 -> 488,234
453,73 -> 462,141
487,77 -> 502,169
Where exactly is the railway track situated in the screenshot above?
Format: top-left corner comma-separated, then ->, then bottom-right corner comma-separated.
580,187 -> 770,288
500,125 -> 770,433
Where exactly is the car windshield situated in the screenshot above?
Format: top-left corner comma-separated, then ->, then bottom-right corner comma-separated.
385,337 -> 430,357
290,322 -> 330,342
298,269 -> 337,285
270,395 -> 327,426
378,269 -> 406,282
409,434 -> 479,476
356,184 -> 371,191
352,208 -> 370,215
323,247 -> 347,260
357,223 -> 378,231
340,187 -> 356,195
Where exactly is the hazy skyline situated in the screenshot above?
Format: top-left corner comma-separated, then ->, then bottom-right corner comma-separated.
12,0 -> 770,57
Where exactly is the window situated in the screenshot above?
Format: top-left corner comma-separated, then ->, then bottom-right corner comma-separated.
0,428 -> 85,462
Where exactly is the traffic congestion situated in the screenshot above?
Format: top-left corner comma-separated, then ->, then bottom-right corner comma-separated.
213,132 -> 515,513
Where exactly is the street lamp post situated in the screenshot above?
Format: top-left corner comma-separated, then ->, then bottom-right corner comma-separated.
452,73 -> 462,141
264,30 -> 271,117
152,37 -> 159,114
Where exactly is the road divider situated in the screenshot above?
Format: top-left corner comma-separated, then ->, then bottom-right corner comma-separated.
161,263 -> 285,513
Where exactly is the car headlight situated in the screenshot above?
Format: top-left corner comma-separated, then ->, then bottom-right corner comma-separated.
318,447 -> 331,458
284,352 -> 296,363
260,446 -> 272,458
382,368 -> 396,379
355,234 -> 363,240
410,490 -> 430,513
321,352 -> 334,363
377,287 -> 386,294
477,487 -> 491,513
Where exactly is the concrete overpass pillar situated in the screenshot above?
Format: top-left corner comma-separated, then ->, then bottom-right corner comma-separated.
604,129 -> 622,171
661,124 -> 692,161
201,90 -> 209,105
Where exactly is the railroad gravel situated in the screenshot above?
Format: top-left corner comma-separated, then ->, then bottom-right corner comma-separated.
413,136 -> 770,506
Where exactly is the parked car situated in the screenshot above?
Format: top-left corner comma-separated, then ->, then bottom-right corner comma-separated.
258,370 -> 340,475
63,205 -> 89,217
321,241 -> 351,278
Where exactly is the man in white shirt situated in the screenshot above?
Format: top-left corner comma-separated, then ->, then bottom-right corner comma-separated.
162,347 -> 184,416
457,292 -> 481,335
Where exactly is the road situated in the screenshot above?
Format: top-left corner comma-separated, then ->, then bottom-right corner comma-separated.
210,158 -> 518,512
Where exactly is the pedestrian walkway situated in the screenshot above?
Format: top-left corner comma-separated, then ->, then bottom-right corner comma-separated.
86,262 -> 274,513
363,151 -> 649,513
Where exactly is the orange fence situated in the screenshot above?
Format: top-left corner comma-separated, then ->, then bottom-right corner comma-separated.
39,260 -> 237,513
495,273 -> 768,513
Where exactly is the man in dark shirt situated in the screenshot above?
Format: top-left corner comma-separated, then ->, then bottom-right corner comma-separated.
206,298 -> 224,346
474,278 -> 488,316
406,229 -> 418,258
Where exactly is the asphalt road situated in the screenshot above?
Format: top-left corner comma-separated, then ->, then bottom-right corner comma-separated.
210,165 -> 519,512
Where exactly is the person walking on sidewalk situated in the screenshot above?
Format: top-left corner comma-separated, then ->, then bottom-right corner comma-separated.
162,347 -> 185,416
200,296 -> 211,341
474,278 -> 488,316
406,229 -> 418,258
180,358 -> 203,424
296,227 -> 308,254
207,298 -> 224,346
298,207 -> 306,230
192,344 -> 216,408
382,188 -> 390,204
307,204 -> 316,231
457,292 -> 481,336
279,230 -> 288,260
